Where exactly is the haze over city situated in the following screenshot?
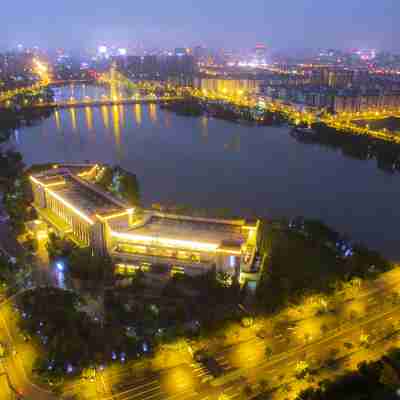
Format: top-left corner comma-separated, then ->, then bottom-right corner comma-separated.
2,2 -> 400,400
2,0 -> 400,51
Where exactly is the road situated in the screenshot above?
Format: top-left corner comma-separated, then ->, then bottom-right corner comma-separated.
0,296 -> 55,400
2,214 -> 400,399
66,267 -> 400,400
214,303 -> 400,399
58,299 -> 400,400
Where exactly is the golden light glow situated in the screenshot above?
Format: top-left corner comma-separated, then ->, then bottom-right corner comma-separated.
45,181 -> 66,188
98,209 -> 135,221
242,225 -> 257,230
111,231 -> 219,252
37,232 -> 48,240
134,104 -> 142,125
149,103 -> 157,123
101,106 -> 110,129
30,175 -> 44,187
161,365 -> 195,395
78,164 -> 99,178
45,188 -> 94,225
119,104 -> 125,128
85,107 -> 93,131
54,110 -> 61,131
217,249 -> 242,256
112,105 -> 121,152
70,108 -> 77,132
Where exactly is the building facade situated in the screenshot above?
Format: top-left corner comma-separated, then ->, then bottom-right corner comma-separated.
30,164 -> 261,284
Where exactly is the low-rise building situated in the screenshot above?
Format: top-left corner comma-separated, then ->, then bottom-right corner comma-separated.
30,164 -> 261,285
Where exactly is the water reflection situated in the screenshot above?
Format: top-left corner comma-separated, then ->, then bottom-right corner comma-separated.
224,134 -> 241,152
112,105 -> 121,158
54,110 -> 61,132
201,116 -> 208,139
149,103 -> 157,124
134,104 -> 142,126
101,106 -> 110,130
290,126 -> 400,174
119,105 -> 125,128
164,112 -> 171,129
70,108 -> 77,132
85,107 -> 93,131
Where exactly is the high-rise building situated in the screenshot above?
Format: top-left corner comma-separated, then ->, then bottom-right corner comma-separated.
312,67 -> 354,89
254,43 -> 267,65
174,48 -> 187,57
193,46 -> 207,62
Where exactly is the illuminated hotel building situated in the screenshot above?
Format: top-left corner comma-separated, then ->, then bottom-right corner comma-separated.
30,164 -> 261,283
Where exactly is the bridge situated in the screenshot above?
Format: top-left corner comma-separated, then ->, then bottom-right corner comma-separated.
49,79 -> 96,86
9,95 -> 182,110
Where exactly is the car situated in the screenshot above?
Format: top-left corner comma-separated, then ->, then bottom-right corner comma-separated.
256,329 -> 267,339
21,333 -> 31,342
194,350 -> 223,378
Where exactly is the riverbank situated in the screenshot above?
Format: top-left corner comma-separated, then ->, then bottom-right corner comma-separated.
353,116 -> 400,133
161,97 -> 288,125
289,122 -> 400,174
0,107 -> 55,138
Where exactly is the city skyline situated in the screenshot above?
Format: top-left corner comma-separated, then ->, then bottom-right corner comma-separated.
2,0 -> 400,52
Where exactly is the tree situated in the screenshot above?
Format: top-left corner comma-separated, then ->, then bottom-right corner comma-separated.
265,346 -> 273,358
25,236 -> 38,253
96,167 -> 113,190
242,385 -> 253,397
295,360 -> 310,379
69,248 -> 112,281
131,269 -> 146,292
379,362 -> 400,389
320,323 -> 329,335
120,173 -> 140,206
46,233 -> 76,260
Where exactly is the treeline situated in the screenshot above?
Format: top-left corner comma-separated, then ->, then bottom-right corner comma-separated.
160,97 -> 204,116
160,96 -> 287,125
17,287 -> 136,379
291,122 -> 400,174
297,349 -> 400,400
256,218 -> 391,312
0,107 -> 54,139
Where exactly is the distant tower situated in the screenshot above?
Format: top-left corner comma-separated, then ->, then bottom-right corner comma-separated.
254,43 -> 267,65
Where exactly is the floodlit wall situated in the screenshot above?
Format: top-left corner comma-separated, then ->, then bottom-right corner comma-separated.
30,166 -> 261,281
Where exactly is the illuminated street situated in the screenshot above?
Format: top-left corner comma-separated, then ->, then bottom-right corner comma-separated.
1,3 -> 400,400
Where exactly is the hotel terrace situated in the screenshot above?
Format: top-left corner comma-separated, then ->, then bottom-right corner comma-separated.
30,164 -> 261,283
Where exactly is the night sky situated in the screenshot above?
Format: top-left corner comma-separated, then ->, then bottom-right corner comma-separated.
3,0 -> 399,51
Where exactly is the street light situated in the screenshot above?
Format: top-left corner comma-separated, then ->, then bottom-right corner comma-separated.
56,262 -> 64,272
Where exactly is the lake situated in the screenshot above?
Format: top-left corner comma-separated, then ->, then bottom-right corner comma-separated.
8,85 -> 400,259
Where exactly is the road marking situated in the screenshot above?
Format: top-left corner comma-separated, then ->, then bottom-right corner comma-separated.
286,360 -> 296,367
116,385 -> 162,400
111,380 -> 161,398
